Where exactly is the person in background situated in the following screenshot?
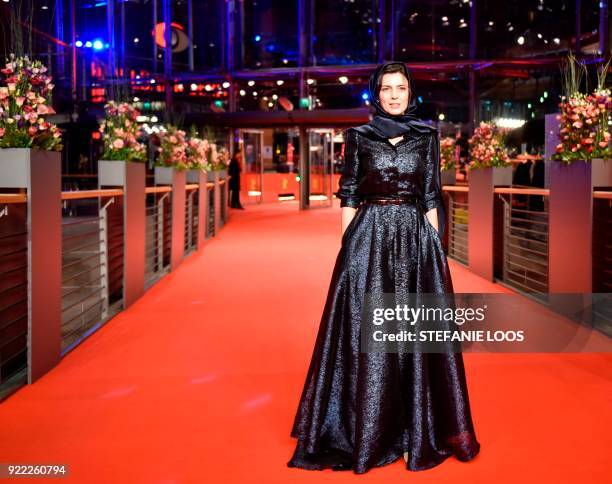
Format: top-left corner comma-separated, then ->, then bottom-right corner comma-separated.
228,150 -> 244,209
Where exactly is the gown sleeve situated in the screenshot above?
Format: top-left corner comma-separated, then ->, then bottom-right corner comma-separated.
335,129 -> 362,208
423,130 -> 447,239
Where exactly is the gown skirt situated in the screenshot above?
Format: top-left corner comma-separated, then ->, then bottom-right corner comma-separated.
287,199 -> 481,473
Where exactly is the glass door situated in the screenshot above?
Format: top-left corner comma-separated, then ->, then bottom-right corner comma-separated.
238,129 -> 264,204
308,129 -> 334,208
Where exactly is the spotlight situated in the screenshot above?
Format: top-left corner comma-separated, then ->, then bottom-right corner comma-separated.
276,80 -> 284,85
306,79 -> 315,85
239,89 -> 246,96
92,39 -> 104,51
338,76 -> 348,84
517,36 -> 525,45
75,40 -> 83,48
222,81 -> 230,88
248,80 -> 255,87
361,92 -> 369,100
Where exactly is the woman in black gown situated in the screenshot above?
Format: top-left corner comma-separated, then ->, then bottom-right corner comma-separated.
287,62 -> 481,473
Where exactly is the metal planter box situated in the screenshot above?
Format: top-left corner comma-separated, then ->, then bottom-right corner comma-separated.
154,166 -> 174,185
441,169 -> 456,186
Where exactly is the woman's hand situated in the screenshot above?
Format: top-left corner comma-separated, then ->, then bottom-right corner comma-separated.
341,207 -> 357,237
425,207 -> 439,232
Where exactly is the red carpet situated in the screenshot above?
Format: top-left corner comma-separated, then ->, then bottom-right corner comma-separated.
0,200 -> 610,483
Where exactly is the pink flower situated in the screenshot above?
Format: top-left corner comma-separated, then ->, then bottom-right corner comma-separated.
0,127 -> 4,137
113,139 -> 125,149
599,141 -> 608,148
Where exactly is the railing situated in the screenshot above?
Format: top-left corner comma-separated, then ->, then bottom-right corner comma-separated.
593,191 -> 612,293
60,191 -> 123,354
0,172 -> 229,401
185,184 -> 199,255
0,195 -> 28,400
442,184 -> 611,304
207,182 -> 215,238
145,187 -> 172,290
495,188 -> 550,298
443,186 -> 469,265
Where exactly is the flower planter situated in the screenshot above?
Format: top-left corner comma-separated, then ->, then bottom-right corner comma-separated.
441,169 -> 456,186
98,160 -> 146,187
0,148 -> 60,188
187,168 -> 205,184
492,165 -> 513,186
591,158 -> 612,189
218,168 -> 228,180
206,170 -> 215,182
154,166 -> 174,185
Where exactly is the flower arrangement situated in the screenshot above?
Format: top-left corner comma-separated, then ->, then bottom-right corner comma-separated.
99,101 -> 147,162
440,136 -> 457,171
467,121 -> 510,169
214,146 -> 229,170
156,125 -> 188,170
0,54 -> 62,151
553,56 -> 611,163
185,130 -> 210,170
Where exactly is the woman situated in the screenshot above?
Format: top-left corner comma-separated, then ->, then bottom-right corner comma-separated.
228,150 -> 244,209
287,62 -> 481,473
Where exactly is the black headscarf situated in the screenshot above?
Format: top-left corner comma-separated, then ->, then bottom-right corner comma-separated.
354,61 -> 435,139
353,62 -> 446,238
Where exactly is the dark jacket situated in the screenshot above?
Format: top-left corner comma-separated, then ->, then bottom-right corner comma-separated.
335,127 -> 446,237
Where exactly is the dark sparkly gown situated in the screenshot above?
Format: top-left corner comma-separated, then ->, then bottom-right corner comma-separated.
287,127 -> 481,473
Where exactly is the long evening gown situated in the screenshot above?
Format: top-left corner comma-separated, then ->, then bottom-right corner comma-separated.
287,127 -> 481,473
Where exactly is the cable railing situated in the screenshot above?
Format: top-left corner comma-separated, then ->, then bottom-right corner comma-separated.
207,182 -> 215,238
0,196 -> 28,400
443,186 -> 469,265
495,188 -> 550,298
145,187 -> 172,290
185,184 -> 199,255
0,171 -> 229,402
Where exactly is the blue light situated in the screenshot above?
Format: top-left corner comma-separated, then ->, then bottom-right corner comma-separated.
417,96 -> 423,103
254,35 -> 261,42
361,92 -> 369,100
75,40 -> 83,47
92,39 -> 104,51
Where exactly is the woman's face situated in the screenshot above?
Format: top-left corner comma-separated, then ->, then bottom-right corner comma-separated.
378,72 -> 410,116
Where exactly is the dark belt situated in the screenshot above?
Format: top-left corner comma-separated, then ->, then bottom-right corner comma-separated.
363,196 -> 421,206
